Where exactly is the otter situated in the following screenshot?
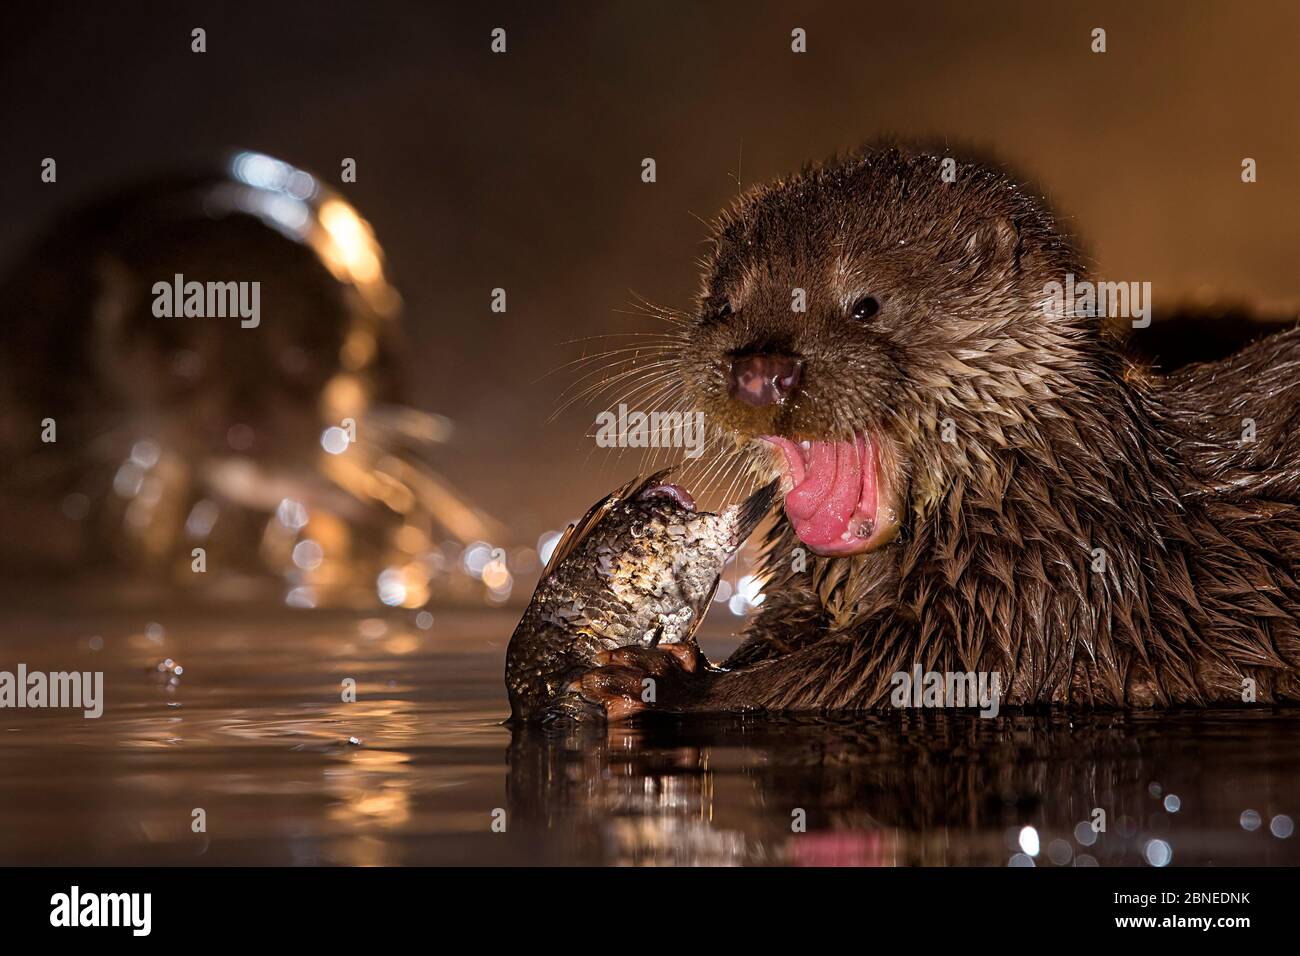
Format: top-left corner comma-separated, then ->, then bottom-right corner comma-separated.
575,146 -> 1300,714
0,152 -> 500,601
0,154 -> 405,576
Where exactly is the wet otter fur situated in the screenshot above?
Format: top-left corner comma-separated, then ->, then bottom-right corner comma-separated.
591,146 -> 1300,713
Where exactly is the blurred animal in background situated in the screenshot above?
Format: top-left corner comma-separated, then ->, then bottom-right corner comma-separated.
0,151 -> 501,607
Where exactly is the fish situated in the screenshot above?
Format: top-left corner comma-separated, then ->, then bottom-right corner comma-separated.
505,470 -> 778,721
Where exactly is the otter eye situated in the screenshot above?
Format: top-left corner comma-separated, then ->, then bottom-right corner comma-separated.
850,295 -> 881,321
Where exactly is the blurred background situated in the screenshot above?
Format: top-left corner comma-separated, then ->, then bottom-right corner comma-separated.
2,0 -> 1299,608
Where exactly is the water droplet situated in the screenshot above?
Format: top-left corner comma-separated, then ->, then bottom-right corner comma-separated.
1074,821 -> 1098,847
320,426 -> 350,455
1144,838 -> 1172,867
1047,839 -> 1073,865
1018,825 -> 1040,856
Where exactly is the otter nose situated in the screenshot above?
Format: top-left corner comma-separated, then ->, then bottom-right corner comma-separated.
728,354 -> 803,407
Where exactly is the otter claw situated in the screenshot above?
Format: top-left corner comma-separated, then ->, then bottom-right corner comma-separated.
567,665 -> 648,721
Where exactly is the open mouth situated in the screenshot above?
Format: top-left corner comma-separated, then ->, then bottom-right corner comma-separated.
761,432 -> 899,555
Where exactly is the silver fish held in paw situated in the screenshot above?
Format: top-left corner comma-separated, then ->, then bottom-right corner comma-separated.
505,470 -> 778,722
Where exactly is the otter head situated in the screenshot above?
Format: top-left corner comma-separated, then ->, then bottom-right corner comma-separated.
677,148 -> 1085,556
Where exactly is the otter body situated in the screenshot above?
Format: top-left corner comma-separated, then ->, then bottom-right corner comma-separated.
712,325 -> 1300,709
580,147 -> 1300,714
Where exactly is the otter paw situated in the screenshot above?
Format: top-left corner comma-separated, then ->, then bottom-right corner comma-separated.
567,644 -> 700,720
596,642 -> 700,675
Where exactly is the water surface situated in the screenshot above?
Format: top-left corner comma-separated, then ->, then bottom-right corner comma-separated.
1,595 -> 1297,866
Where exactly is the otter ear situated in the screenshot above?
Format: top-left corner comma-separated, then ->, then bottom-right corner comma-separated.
962,216 -> 1022,276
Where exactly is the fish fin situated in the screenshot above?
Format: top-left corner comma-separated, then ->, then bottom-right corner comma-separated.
734,479 -> 780,543
541,468 -> 676,578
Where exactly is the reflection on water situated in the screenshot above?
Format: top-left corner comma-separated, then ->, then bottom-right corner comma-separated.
0,597 -> 1297,866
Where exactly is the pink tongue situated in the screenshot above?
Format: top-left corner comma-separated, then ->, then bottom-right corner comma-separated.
785,443 -> 838,520
779,436 -> 870,551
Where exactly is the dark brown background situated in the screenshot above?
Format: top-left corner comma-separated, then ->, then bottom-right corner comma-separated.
3,0 -> 1298,543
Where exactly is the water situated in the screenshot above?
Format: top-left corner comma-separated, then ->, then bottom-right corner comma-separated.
1,594 -> 1297,866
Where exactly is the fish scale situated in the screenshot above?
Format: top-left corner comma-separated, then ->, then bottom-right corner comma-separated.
505,471 -> 776,721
